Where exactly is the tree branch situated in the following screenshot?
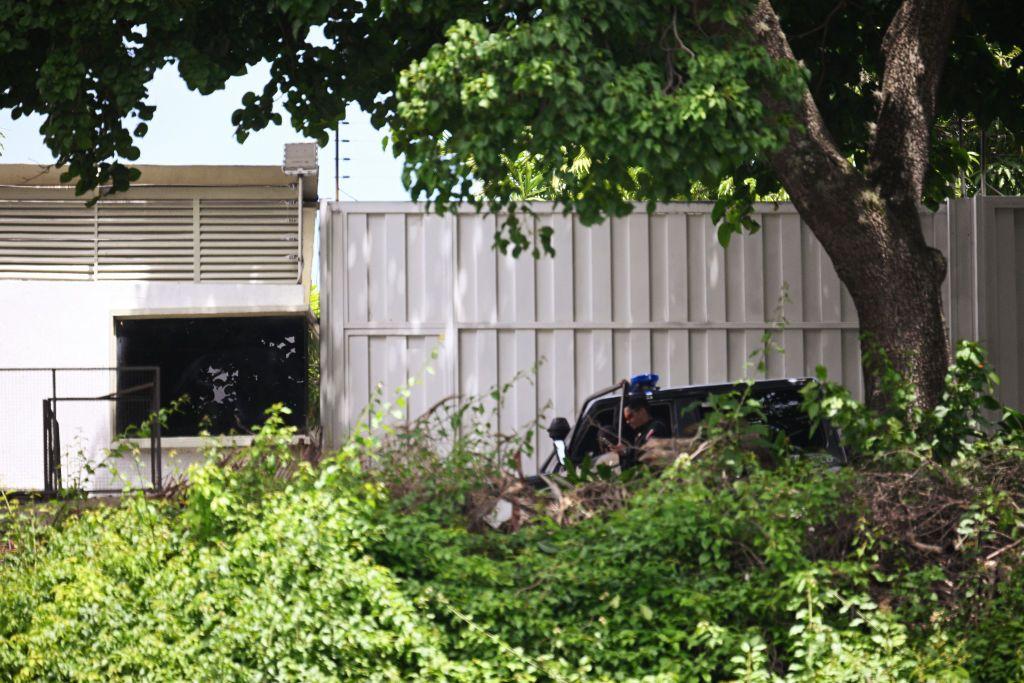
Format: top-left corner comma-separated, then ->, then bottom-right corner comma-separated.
745,0 -> 954,409
660,7 -> 695,94
868,0 -> 961,223
745,0 -> 880,265
795,1 -> 846,39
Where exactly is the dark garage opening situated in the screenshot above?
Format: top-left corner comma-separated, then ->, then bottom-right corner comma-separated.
116,315 -> 308,436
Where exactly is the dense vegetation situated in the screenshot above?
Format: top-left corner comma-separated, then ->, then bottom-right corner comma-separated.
3,343 -> 1024,681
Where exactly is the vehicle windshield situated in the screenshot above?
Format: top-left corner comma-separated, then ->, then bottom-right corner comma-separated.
571,400 -> 677,463
571,405 -> 616,462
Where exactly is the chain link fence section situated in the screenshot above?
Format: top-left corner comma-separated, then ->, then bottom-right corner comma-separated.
0,367 -> 161,494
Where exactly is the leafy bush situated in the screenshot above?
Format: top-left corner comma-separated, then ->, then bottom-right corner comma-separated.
358,376 -> 536,519
0,410 -> 520,681
2,345 -> 1024,680
801,342 -> 1024,463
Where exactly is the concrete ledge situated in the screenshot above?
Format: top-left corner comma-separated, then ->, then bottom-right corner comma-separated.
123,434 -> 312,449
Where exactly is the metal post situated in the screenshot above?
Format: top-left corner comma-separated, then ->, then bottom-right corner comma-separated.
616,380 -> 626,445
152,368 -> 162,490
979,128 -> 988,197
49,400 -> 57,493
49,369 -> 57,493
296,174 -> 304,284
50,399 -> 61,493
42,399 -> 50,495
956,116 -> 965,197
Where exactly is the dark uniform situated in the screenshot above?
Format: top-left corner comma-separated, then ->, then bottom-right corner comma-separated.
621,418 -> 671,469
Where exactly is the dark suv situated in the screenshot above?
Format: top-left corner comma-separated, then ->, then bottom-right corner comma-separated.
539,377 -> 845,475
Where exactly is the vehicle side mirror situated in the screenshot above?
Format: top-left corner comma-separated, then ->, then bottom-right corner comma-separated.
547,417 -> 571,442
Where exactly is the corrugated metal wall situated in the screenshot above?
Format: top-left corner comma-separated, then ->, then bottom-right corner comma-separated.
320,201 -> 976,469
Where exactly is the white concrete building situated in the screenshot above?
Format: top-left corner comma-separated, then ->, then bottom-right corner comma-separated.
0,150 -> 317,492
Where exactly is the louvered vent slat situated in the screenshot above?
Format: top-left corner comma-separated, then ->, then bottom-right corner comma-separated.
0,196 -> 302,282
0,199 -> 95,279
95,200 -> 194,281
198,199 -> 298,282
0,235 -> 95,242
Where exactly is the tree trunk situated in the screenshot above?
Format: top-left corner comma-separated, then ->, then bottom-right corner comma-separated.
816,211 -> 951,410
748,0 -> 960,411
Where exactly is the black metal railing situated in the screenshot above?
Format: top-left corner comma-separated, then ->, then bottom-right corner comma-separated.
1,367 -> 161,495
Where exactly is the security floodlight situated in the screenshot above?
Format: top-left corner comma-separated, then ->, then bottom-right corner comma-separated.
283,143 -> 318,175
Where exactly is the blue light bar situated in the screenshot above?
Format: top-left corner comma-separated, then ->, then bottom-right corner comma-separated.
629,373 -> 659,394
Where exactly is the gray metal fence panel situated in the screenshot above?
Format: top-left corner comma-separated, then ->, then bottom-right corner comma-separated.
972,197 -> 1024,409
320,199 -> 1020,471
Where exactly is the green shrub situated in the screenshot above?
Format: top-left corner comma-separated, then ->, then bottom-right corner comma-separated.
2,345 -> 1024,681
801,341 -> 1024,463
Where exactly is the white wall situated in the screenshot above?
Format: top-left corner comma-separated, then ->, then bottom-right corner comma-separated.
0,280 -> 306,490
0,280 -> 305,366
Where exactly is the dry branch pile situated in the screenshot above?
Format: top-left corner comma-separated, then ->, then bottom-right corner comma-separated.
465,474 -> 634,533
464,436 -> 705,533
851,452 -> 1024,603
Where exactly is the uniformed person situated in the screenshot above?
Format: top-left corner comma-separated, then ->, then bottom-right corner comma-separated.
614,395 -> 671,469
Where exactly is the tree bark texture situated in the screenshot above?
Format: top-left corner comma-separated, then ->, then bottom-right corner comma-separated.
747,0 -> 959,409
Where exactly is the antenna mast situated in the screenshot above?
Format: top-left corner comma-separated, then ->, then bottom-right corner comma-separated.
334,121 -> 351,202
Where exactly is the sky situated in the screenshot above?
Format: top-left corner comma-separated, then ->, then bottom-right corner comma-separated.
0,61 -> 411,202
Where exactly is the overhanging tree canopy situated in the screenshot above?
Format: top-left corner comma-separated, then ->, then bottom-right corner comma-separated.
2,0 -> 1022,407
